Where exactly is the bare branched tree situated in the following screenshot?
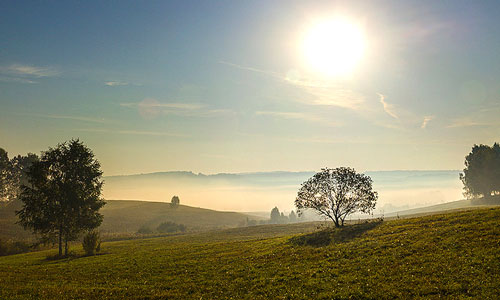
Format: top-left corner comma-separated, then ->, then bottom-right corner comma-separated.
295,167 -> 377,227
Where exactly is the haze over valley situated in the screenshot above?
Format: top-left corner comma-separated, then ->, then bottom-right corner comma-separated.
103,169 -> 463,213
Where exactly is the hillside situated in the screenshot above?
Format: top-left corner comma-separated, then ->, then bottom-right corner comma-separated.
0,207 -> 498,299
0,200 -> 263,241
99,200 -> 263,233
387,195 -> 500,217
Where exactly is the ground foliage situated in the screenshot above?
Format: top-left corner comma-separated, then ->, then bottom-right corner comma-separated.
0,208 -> 499,299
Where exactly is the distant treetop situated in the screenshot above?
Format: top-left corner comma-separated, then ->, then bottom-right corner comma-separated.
460,143 -> 500,199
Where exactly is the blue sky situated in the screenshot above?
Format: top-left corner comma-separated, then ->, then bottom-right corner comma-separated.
1,1 -> 499,175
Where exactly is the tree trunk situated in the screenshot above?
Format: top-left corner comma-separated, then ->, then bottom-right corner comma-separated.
58,227 -> 62,257
333,216 -> 340,228
64,237 -> 68,257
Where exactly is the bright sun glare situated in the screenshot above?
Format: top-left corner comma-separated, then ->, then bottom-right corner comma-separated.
302,17 -> 366,77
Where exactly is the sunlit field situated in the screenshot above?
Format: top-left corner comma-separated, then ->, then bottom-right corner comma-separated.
1,208 -> 499,299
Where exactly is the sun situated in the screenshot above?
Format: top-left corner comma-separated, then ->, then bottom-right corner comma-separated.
302,17 -> 366,77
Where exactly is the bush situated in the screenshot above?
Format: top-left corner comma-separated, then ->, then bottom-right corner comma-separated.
82,230 -> 101,256
157,221 -> 186,233
137,226 -> 153,234
0,239 -> 33,256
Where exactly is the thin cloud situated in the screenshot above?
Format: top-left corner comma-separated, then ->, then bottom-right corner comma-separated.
447,105 -> 500,128
15,113 -> 112,124
303,87 -> 365,110
220,61 -> 365,110
121,101 -> 205,110
2,64 -> 60,77
218,61 -> 282,80
378,93 -> 399,119
446,120 -> 492,128
0,64 -> 60,84
421,116 -> 434,129
105,81 -> 129,86
255,111 -> 339,127
76,128 -> 187,137
121,99 -> 231,119
0,76 -> 37,84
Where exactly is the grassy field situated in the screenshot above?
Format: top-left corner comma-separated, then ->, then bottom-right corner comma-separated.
0,199 -> 263,242
0,207 -> 499,299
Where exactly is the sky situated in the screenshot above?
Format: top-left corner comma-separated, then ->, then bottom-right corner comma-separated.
1,0 -> 499,176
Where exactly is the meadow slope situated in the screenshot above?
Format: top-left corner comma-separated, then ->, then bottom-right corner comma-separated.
0,208 -> 499,299
0,200 -> 263,241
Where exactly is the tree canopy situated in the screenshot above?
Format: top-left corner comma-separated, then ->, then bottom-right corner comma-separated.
171,195 -> 180,208
295,167 -> 377,227
0,148 -> 12,201
0,148 -> 38,202
460,143 -> 500,199
270,206 -> 281,224
16,139 -> 105,256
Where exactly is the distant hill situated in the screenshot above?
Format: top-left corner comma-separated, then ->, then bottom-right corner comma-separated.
102,170 -> 463,212
0,199 -> 263,241
99,200 -> 263,233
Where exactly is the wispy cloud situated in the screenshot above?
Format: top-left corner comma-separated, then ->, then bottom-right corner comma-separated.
121,98 -> 231,119
219,61 -> 365,110
446,120 -> 493,128
255,111 -> 339,127
1,64 -> 60,77
447,105 -> 500,128
15,113 -> 112,124
303,87 -> 365,110
400,20 -> 455,45
0,76 -> 37,84
0,64 -> 60,84
421,116 -> 434,129
218,61 -> 282,79
378,93 -> 399,119
76,128 -> 187,137
121,101 -> 205,110
105,81 -> 129,86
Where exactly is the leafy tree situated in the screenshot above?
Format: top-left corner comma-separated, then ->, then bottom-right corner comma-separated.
295,167 -> 378,227
16,139 -> 105,257
9,153 -> 39,200
0,149 -> 39,202
270,206 -> 281,224
170,195 -> 180,208
0,148 -> 13,201
460,143 -> 500,199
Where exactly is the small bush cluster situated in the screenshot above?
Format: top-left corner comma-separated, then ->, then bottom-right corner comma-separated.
137,226 -> 153,234
156,221 -> 186,233
136,222 -> 187,234
0,239 -> 33,256
82,230 -> 101,256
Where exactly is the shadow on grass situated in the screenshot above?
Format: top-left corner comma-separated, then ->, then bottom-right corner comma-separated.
289,220 -> 382,247
43,251 -> 107,263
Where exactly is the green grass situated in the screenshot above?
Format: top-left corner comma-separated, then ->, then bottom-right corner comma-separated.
0,208 -> 499,299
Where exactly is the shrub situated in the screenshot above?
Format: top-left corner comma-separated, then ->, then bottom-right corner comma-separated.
0,239 -> 34,256
157,221 -> 186,233
137,226 -> 153,234
82,230 -> 101,256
